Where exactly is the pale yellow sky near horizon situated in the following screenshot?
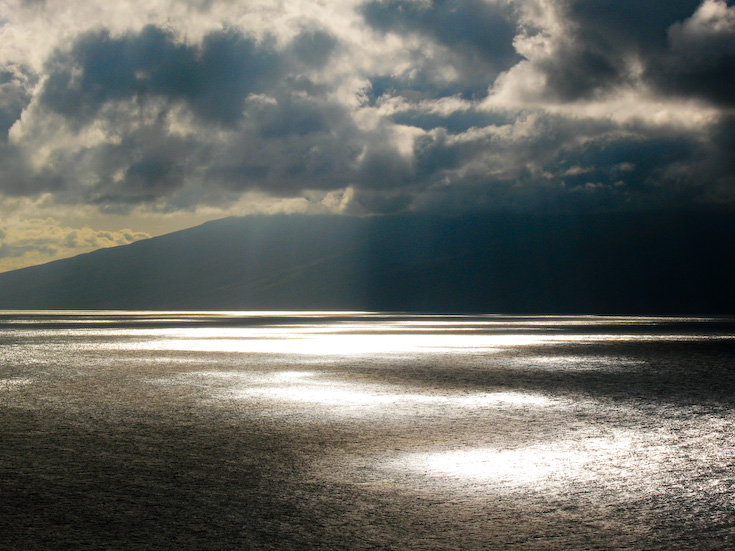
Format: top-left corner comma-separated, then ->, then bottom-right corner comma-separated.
0,189 -> 353,272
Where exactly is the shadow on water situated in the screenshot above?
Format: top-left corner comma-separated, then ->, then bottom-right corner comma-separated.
2,313 -> 735,549
355,339 -> 735,407
0,402 -> 656,550
2,395 -> 730,551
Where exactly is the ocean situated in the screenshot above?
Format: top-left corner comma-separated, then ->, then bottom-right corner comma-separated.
1,311 -> 734,550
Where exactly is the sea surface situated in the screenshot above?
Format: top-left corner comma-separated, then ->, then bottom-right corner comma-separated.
1,311 -> 735,550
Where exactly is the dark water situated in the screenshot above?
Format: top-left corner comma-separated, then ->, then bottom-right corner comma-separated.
1,311 -> 735,550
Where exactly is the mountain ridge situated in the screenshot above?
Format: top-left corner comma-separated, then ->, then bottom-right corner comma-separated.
1,212 -> 734,314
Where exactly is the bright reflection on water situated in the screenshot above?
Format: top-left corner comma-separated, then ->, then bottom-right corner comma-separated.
401,435 -> 635,485
0,377 -> 32,389
132,329 -> 551,356
2,311 -> 735,550
212,371 -> 554,412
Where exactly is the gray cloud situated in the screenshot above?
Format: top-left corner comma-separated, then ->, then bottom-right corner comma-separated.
0,66 -> 35,140
361,0 -> 521,98
362,0 -> 520,70
287,29 -> 337,68
560,0 -> 702,51
535,41 -> 621,102
649,1 -> 735,105
2,1 -> 735,220
9,24 -> 356,208
522,0 -> 735,105
87,130 -> 194,206
404,113 -> 703,213
0,142 -> 64,197
41,25 -> 283,127
502,1 -> 694,102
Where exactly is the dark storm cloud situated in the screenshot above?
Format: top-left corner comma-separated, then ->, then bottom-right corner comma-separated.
357,0 -> 735,109
669,114 -> 735,204
91,152 -> 186,206
361,0 -> 521,97
535,42 -> 621,102
356,143 -> 413,190
0,144 -> 30,195
649,5 -> 735,106
509,0 -> 698,101
562,133 -> 695,190
79,124 -> 202,207
0,66 -> 42,194
251,91 -> 333,139
560,0 -> 703,50
526,0 -> 735,105
5,1 -> 735,217
355,0 -> 735,112
4,23 -> 353,207
202,98 -> 361,197
0,143 -> 64,197
362,0 -> 519,70
287,29 -> 337,68
404,112 -> 710,213
41,25 -> 282,127
0,67 -> 34,140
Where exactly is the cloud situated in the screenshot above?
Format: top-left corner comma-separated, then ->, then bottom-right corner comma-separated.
1,0 -> 735,224
362,0 -> 520,70
402,112 -> 704,213
499,0 -> 735,106
361,0 -> 521,98
0,66 -> 34,139
0,218 -> 150,272
40,25 -> 283,127
5,23 -> 361,208
650,0 -> 735,105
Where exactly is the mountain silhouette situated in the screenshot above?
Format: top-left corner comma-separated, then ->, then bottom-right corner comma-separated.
1,213 -> 734,313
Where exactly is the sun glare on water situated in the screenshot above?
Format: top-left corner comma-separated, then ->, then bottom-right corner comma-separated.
402,435 -> 637,486
129,327 -> 553,356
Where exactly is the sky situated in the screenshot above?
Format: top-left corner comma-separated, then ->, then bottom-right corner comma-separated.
1,0 -> 735,271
